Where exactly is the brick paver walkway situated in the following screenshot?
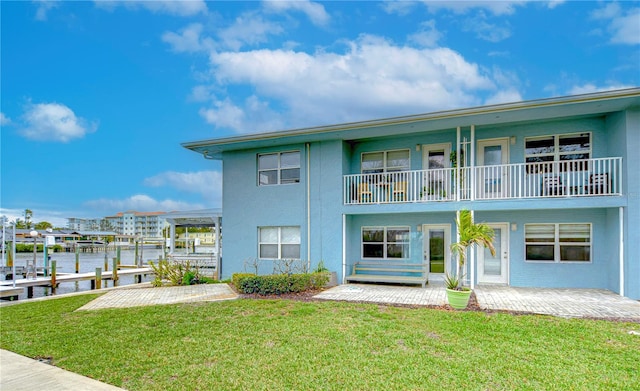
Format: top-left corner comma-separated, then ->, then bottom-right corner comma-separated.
313,283 -> 447,306
474,286 -> 640,320
77,284 -> 238,311
314,284 -> 640,320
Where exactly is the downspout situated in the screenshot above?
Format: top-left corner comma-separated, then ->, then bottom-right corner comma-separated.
307,142 -> 311,271
342,214 -> 346,284
619,206 -> 624,297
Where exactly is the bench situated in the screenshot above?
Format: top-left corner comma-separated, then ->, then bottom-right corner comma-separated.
345,261 -> 428,288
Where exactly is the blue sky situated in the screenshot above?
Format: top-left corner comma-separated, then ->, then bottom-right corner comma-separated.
1,0 -> 638,227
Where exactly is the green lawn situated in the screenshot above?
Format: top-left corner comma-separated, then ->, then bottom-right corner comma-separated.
1,295 -> 639,390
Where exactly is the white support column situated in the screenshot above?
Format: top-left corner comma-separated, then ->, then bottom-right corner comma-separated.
456,126 -> 461,201
215,216 -> 221,280
342,214 -> 346,284
619,206 -> 625,297
170,224 -> 175,254
470,125 -> 475,201
455,210 -> 460,279
470,209 -> 475,289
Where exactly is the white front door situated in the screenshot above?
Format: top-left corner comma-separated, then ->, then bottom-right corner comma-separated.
422,224 -> 451,280
477,138 -> 509,199
478,223 -> 509,284
422,143 -> 451,200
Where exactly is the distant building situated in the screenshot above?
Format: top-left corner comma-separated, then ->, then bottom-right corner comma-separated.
67,217 -> 102,231
104,211 -> 168,240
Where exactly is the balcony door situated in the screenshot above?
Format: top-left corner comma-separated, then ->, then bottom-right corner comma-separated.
422,143 -> 451,200
477,138 -> 509,199
477,223 -> 509,284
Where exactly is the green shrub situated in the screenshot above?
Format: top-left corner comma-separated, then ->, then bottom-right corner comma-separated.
150,260 -> 212,287
232,272 -> 329,295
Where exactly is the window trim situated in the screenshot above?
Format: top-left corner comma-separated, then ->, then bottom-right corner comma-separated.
360,149 -> 410,174
524,223 -> 592,263
258,226 -> 301,260
257,151 -> 301,186
361,226 -> 411,260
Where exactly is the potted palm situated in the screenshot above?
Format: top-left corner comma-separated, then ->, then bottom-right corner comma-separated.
447,210 -> 495,309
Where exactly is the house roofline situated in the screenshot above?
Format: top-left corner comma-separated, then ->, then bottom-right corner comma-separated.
182,87 -> 640,158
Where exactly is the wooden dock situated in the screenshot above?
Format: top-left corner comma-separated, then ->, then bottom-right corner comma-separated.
0,267 -> 153,300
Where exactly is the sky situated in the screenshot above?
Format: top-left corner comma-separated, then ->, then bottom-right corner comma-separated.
1,0 -> 639,227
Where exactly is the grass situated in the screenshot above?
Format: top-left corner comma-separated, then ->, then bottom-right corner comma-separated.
1,295 -> 639,390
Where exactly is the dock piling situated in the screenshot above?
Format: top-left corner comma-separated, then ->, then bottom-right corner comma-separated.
51,261 -> 57,293
94,268 -> 102,290
75,247 -> 80,273
112,257 -> 118,286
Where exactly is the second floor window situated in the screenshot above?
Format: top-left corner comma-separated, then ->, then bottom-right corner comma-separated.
525,133 -> 590,172
258,151 -> 300,185
361,149 -> 410,174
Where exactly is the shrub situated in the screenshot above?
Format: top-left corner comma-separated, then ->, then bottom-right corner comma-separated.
150,260 -> 212,287
232,272 -> 329,295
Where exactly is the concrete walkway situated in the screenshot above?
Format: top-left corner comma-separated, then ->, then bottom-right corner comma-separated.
1,282 -> 639,390
0,349 -> 124,391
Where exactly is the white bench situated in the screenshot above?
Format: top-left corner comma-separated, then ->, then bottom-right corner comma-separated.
345,261 -> 428,288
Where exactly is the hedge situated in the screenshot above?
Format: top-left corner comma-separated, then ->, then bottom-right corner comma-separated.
232,272 -> 329,295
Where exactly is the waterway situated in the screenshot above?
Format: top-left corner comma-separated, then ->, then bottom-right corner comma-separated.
1,248 -> 164,301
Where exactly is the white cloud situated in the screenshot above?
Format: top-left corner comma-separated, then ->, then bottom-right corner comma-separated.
203,35 -> 496,132
408,20 -> 442,48
569,83 -> 635,95
463,14 -> 512,42
20,102 -> 97,143
33,0 -> 60,21
263,0 -> 330,26
199,96 -> 284,133
0,207 -> 69,229
143,170 -> 222,201
162,23 -> 214,53
484,89 -> 523,105
0,112 -> 11,126
94,0 -> 207,17
84,195 -> 203,213
218,13 -> 285,51
591,3 -> 640,45
422,1 -> 526,16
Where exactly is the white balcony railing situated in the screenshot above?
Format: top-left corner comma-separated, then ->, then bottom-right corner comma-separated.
344,157 -> 622,205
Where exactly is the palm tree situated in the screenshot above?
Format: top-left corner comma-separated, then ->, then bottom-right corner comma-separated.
450,210 -> 496,289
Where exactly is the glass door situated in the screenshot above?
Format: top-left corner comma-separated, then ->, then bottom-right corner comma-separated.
477,139 -> 509,199
423,224 -> 451,279
422,143 -> 451,200
478,223 -> 509,284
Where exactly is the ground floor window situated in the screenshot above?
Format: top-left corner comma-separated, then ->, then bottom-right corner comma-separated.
525,223 -> 591,262
258,226 -> 300,259
362,226 -> 410,259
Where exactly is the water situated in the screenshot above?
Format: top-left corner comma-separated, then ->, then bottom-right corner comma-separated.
1,248 -> 164,301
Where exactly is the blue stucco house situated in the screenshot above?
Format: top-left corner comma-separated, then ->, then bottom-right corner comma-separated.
183,88 -> 640,299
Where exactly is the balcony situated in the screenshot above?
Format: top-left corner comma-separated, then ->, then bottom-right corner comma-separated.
344,157 -> 622,205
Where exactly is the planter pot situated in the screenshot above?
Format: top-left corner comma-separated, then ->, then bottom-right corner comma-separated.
446,288 -> 472,310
